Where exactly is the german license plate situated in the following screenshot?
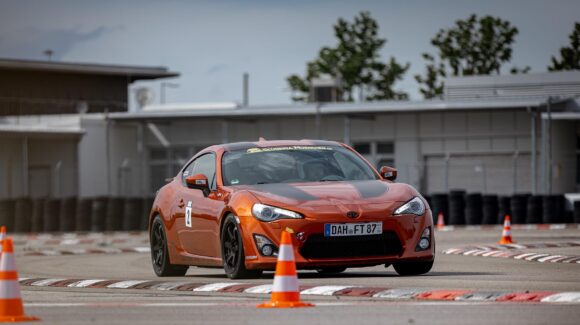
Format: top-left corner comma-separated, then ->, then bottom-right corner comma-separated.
324,222 -> 383,237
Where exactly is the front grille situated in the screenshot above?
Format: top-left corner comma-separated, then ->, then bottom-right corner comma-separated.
299,231 -> 403,259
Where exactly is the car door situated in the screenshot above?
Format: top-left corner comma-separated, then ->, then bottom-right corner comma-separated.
174,153 -> 224,259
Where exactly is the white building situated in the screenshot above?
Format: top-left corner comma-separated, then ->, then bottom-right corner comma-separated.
1,67 -> 579,199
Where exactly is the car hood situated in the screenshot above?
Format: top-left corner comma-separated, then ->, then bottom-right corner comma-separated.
236,180 -> 416,211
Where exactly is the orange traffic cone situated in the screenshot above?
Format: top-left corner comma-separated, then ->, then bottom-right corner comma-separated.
0,238 -> 39,322
436,212 -> 445,230
0,226 -> 6,255
257,229 -> 313,308
497,215 -> 515,245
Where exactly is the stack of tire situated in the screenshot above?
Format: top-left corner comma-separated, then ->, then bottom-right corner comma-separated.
430,194 -> 449,225
448,190 -> 466,225
465,193 -> 483,225
482,195 -> 498,224
0,196 -> 154,233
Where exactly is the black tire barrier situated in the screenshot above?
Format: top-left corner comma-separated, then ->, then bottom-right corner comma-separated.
498,196 -> 511,224
574,201 -> 580,224
91,197 -> 108,232
465,193 -> 483,225
31,198 -> 45,232
0,199 -> 15,232
141,197 -> 154,230
510,194 -> 530,225
75,198 -> 93,231
43,199 -> 60,232
59,197 -> 77,232
526,195 -> 543,224
14,197 -> 32,233
482,195 -> 499,225
123,198 -> 143,231
105,197 -> 123,231
448,190 -> 466,225
430,194 -> 449,225
543,195 -> 565,224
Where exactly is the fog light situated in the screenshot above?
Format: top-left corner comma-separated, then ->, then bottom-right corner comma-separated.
261,245 -> 274,256
419,238 -> 430,250
253,234 -> 279,257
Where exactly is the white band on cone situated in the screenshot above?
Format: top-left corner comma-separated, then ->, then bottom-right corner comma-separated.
272,275 -> 299,292
0,280 -> 22,299
0,253 -> 16,271
277,244 -> 294,262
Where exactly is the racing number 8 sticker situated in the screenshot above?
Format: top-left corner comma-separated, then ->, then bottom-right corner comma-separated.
185,201 -> 192,228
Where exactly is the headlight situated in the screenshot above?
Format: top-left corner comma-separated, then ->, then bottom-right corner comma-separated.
393,197 -> 425,216
252,203 -> 303,222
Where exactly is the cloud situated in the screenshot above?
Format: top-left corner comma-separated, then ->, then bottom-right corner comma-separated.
0,25 -> 113,60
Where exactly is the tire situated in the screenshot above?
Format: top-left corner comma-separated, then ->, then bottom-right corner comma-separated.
221,214 -> 262,279
393,259 -> 434,276
150,216 -> 188,277
316,267 -> 347,274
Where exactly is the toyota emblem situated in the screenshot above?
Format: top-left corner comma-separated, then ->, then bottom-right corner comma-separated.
346,211 -> 359,219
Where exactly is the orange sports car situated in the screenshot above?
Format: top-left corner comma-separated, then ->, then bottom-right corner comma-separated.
149,140 -> 434,279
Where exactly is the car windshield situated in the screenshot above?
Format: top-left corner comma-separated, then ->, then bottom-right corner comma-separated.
221,145 -> 378,186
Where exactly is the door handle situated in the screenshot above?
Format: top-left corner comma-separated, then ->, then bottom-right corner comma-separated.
178,199 -> 185,208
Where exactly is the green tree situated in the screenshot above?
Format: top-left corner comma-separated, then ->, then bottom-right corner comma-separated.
416,14 -> 521,99
287,12 -> 409,102
414,54 -> 446,99
549,22 -> 580,71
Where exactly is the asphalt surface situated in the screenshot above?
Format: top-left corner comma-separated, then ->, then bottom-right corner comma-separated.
11,228 -> 580,324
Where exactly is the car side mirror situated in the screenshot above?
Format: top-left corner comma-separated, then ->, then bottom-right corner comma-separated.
380,166 -> 397,181
186,173 -> 209,193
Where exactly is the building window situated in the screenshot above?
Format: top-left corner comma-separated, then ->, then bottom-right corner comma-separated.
352,141 -> 395,169
353,143 -> 371,155
149,146 -> 204,194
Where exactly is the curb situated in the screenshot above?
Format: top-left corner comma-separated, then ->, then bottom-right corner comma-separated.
18,277 -> 580,304
436,224 -> 580,231
22,247 -> 150,256
443,241 -> 580,264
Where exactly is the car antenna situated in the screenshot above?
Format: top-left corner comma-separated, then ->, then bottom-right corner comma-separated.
258,137 -> 267,142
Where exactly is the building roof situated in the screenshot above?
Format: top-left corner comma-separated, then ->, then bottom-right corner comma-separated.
109,97 -> 563,121
0,58 -> 179,80
0,123 -> 84,137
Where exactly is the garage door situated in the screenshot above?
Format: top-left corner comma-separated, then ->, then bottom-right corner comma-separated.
424,154 -> 531,195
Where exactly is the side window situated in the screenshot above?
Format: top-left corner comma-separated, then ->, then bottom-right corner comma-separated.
182,153 -> 216,190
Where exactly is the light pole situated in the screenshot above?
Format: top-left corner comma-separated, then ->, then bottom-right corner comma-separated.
160,82 -> 179,104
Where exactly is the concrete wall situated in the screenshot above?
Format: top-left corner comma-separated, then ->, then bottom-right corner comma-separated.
103,108 -> 574,197
0,134 -> 79,198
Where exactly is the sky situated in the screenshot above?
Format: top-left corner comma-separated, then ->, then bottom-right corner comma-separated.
0,0 -> 579,106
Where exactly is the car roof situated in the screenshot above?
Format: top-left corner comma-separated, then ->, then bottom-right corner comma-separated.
215,139 -> 343,152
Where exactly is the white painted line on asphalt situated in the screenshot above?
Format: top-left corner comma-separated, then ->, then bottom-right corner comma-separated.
150,282 -> 192,291
193,282 -> 242,292
537,255 -> 564,262
513,253 -> 536,260
107,280 -> 150,289
482,251 -> 500,257
525,254 -> 550,261
133,247 -> 151,253
243,284 -> 273,294
301,285 -> 354,296
463,250 -> 481,256
61,239 -> 80,245
541,292 -> 580,303
549,224 -> 566,230
67,279 -> 107,288
30,279 -> 67,287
